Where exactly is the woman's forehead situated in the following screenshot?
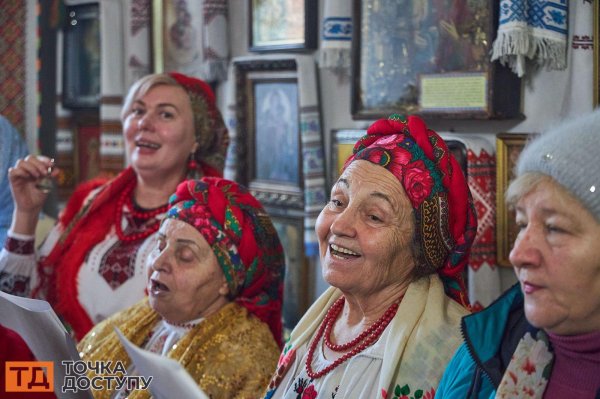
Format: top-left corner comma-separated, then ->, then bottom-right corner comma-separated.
136,84 -> 189,106
336,161 -> 410,206
160,218 -> 198,237
518,180 -> 592,220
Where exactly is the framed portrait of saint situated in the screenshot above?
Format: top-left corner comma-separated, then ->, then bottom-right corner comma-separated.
233,58 -> 304,210
254,82 -> 300,185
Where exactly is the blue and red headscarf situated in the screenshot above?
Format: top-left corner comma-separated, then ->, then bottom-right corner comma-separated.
166,177 -> 285,345
344,114 -> 477,307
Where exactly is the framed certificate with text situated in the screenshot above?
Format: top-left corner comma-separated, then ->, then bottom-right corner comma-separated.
351,0 -> 522,120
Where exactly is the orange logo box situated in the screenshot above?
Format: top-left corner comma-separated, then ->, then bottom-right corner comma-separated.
5,361 -> 54,392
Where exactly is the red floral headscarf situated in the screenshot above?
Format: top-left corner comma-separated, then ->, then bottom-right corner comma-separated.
168,72 -> 229,177
344,114 -> 477,307
166,178 -> 285,345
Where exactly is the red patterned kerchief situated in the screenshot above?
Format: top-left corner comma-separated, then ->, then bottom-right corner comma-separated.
344,114 -> 477,307
166,177 -> 285,344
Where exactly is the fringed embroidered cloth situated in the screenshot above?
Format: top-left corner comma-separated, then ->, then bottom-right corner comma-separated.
491,0 -> 568,77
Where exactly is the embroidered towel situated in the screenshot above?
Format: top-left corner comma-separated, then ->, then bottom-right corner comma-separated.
491,0 -> 568,77
319,0 -> 352,69
296,55 -> 327,255
164,0 -> 229,82
559,0 -> 593,117
440,134 -> 501,311
201,0 -> 229,82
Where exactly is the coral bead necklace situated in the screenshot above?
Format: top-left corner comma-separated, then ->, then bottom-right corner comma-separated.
114,180 -> 169,242
305,295 -> 401,379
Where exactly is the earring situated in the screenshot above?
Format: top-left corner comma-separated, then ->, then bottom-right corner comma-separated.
187,153 -> 199,179
187,158 -> 198,170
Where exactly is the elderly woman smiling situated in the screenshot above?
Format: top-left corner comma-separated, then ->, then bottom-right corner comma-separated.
78,178 -> 285,399
436,110 -> 600,398
264,114 -> 477,398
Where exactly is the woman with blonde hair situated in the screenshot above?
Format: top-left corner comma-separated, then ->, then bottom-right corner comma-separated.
0,72 -> 228,340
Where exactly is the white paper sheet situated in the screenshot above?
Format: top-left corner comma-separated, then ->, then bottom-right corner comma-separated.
0,291 -> 92,399
115,328 -> 209,399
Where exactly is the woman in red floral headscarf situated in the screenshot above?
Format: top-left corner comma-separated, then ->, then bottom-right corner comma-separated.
264,114 -> 477,399
78,177 -> 285,399
0,72 -> 228,340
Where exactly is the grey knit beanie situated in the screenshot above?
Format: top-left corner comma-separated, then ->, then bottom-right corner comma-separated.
516,108 -> 600,220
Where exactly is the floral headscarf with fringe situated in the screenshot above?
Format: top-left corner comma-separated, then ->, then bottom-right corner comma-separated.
344,114 -> 477,307
166,177 -> 285,345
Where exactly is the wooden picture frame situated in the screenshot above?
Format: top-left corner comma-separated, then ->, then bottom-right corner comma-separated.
351,0 -> 521,120
249,0 -> 317,52
495,133 -> 532,267
233,58 -> 304,209
152,0 -> 204,76
271,216 -> 309,335
62,3 -> 100,109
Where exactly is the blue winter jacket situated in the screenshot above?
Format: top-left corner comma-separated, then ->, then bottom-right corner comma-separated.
435,284 -> 533,398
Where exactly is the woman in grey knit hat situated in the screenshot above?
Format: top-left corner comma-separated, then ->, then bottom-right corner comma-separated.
436,109 -> 600,399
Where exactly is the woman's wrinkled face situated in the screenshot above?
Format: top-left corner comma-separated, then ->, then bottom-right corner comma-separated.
123,84 -> 197,181
315,160 -> 416,297
510,179 -> 600,335
147,218 -> 229,323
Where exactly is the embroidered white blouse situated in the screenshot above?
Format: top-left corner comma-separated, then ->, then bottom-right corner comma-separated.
0,199 -> 162,325
273,323 -> 391,398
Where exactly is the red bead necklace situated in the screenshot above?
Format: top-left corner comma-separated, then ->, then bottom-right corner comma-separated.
114,180 -> 169,242
305,296 -> 401,379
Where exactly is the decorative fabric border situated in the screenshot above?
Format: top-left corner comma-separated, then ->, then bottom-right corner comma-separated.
4,236 -> 35,255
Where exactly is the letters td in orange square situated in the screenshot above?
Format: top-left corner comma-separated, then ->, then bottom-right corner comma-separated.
5,361 -> 54,392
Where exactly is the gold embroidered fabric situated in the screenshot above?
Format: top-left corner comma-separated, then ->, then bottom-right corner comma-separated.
78,299 -> 279,399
